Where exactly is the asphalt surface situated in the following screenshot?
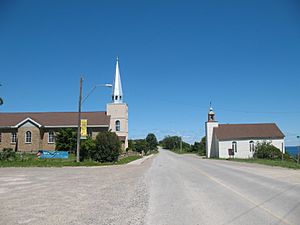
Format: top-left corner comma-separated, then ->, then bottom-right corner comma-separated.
145,149 -> 300,225
1,148 -> 300,225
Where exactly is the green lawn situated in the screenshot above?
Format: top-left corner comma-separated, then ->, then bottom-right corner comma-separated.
225,158 -> 300,169
0,154 -> 142,168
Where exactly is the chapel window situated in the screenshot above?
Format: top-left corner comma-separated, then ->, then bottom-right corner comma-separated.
48,131 -> 55,143
11,133 -> 17,143
232,141 -> 237,153
249,141 -> 255,152
25,131 -> 32,143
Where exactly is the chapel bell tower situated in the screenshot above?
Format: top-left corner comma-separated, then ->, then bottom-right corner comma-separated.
106,58 -> 128,150
205,105 -> 219,158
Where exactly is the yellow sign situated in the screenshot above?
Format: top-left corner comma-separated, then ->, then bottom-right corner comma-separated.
80,119 -> 87,139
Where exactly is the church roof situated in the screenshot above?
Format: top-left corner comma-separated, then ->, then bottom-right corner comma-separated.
214,123 -> 285,141
0,111 -> 110,128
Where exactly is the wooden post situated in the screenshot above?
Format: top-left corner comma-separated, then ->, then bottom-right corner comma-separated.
76,77 -> 83,163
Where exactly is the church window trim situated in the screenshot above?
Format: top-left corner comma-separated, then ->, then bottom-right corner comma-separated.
25,131 -> 32,143
249,141 -> 255,152
11,132 -> 17,143
115,120 -> 121,131
48,131 -> 55,143
232,141 -> 237,153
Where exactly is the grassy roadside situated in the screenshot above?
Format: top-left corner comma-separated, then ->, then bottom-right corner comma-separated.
0,155 -> 142,168
220,158 -> 300,169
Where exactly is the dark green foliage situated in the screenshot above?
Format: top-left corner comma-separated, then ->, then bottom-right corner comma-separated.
191,137 -> 206,155
134,139 -> 150,155
91,131 -> 121,162
128,139 -> 135,151
182,142 -> 191,152
0,97 -> 3,105
160,136 -> 181,150
254,142 -> 283,159
146,133 -> 158,151
0,148 -> 16,161
160,136 -> 191,152
55,128 -> 77,152
80,137 -> 96,161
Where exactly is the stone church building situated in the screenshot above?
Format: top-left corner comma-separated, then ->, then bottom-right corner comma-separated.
0,59 -> 128,152
205,107 -> 285,159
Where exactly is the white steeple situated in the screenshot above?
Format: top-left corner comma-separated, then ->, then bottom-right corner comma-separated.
112,57 -> 123,103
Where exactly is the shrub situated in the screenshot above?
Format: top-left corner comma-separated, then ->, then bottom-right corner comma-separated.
128,139 -> 135,151
55,128 -> 77,153
0,148 -> 16,161
80,137 -> 96,161
254,142 -> 282,159
91,131 -> 121,162
134,139 -> 150,155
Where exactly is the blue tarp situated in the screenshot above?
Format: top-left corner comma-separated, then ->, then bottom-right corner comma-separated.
37,150 -> 69,159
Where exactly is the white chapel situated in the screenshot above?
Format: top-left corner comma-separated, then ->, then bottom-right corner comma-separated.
205,107 -> 285,159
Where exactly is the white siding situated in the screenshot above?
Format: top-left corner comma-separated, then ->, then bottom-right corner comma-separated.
218,139 -> 285,159
205,121 -> 219,158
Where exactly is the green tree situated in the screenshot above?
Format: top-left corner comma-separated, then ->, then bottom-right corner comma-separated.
55,128 -> 77,152
160,136 -> 190,151
134,139 -> 150,155
191,136 -> 206,155
146,133 -> 158,151
254,142 -> 282,159
128,139 -> 135,151
91,131 -> 121,162
160,136 -> 181,150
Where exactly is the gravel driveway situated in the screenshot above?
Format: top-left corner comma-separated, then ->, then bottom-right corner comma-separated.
0,161 -> 150,225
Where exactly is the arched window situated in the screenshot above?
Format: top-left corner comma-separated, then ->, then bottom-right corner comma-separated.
25,131 -> 32,143
48,131 -> 55,143
115,120 -> 120,131
11,133 -> 17,143
232,141 -> 237,153
249,141 -> 254,152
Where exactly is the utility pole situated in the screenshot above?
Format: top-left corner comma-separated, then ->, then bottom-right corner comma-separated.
180,137 -> 182,153
297,136 -> 300,164
76,77 -> 83,163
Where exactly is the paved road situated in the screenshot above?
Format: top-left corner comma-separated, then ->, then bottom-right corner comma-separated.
145,149 -> 300,225
1,149 -> 300,225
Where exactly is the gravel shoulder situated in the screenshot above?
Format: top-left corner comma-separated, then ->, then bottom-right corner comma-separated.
0,158 -> 153,225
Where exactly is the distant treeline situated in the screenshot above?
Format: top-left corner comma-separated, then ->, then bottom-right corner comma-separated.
159,136 -> 206,156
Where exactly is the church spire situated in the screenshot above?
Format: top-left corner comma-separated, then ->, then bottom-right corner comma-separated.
112,57 -> 123,103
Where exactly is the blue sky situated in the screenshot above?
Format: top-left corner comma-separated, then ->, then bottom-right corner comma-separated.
0,0 -> 300,145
